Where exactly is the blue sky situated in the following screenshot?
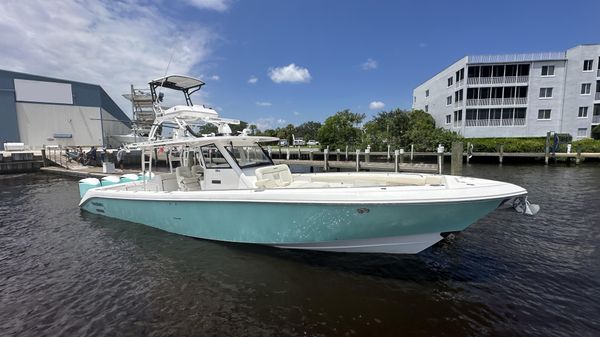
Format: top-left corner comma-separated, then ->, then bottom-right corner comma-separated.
1,0 -> 598,130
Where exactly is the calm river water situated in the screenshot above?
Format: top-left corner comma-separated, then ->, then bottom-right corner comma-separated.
1,164 -> 599,337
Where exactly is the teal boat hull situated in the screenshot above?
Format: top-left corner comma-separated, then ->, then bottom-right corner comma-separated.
80,197 -> 503,253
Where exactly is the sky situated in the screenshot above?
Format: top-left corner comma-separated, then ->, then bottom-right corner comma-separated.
0,0 -> 598,131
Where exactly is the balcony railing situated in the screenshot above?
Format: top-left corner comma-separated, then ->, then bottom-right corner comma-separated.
465,118 -> 526,127
593,115 -> 600,124
466,97 -> 527,106
454,100 -> 464,108
595,92 -> 600,100
466,76 -> 529,86
597,69 -> 600,77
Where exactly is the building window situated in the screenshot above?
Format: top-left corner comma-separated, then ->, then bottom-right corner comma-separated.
446,96 -> 452,105
445,114 -> 451,124
537,109 -> 551,120
447,77 -> 453,87
541,65 -> 555,76
539,87 -> 553,98
583,60 -> 593,71
578,106 -> 588,118
413,96 -> 416,103
425,89 -> 429,97
577,128 -> 587,137
425,105 -> 429,112
581,83 -> 591,95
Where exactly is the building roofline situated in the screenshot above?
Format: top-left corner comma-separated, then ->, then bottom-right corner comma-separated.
0,68 -> 107,88
413,56 -> 468,89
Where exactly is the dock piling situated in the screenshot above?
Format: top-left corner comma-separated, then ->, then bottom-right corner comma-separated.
324,149 -> 329,171
394,150 -> 399,173
451,142 -> 463,176
355,149 -> 360,172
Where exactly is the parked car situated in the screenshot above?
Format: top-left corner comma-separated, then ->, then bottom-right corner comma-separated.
307,140 -> 319,146
278,139 -> 288,146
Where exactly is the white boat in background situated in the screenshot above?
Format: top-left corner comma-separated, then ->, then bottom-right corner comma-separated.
79,75 -> 538,254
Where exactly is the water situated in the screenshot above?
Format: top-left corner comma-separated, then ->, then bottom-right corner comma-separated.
1,164 -> 599,337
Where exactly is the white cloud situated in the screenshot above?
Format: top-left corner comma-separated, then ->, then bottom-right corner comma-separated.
369,101 -> 385,110
255,101 -> 272,107
0,0 -> 215,116
251,117 -> 287,131
268,64 -> 311,83
362,58 -> 378,70
185,0 -> 231,11
210,75 -> 220,81
293,111 -> 300,116
248,76 -> 258,84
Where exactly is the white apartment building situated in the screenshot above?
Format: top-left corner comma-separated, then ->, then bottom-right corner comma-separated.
412,44 -> 600,138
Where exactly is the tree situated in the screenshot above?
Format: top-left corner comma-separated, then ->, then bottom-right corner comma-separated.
317,109 -> 365,149
402,109 -> 462,151
362,109 -> 409,150
592,124 -> 600,140
248,124 -> 258,135
294,121 -> 322,141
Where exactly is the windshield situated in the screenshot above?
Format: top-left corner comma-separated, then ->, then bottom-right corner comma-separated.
225,143 -> 273,169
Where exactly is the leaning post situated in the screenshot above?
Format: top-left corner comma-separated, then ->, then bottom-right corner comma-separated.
410,144 -> 414,161
576,147 -> 582,165
345,145 -> 349,161
451,142 -> 463,176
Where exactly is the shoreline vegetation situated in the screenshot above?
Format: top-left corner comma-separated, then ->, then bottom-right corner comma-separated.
199,109 -> 600,153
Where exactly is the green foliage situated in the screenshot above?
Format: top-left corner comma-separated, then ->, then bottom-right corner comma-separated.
572,138 -> 600,152
467,138 -> 547,152
402,109 -> 462,151
592,124 -> 600,140
317,109 -> 365,149
362,108 -> 409,151
294,121 -> 322,141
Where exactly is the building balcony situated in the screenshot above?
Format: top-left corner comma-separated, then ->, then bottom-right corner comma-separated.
466,97 -> 527,106
593,115 -> 600,124
453,100 -> 464,108
453,120 -> 462,128
595,92 -> 600,101
597,69 -> 600,77
466,76 -> 528,86
465,118 -> 526,127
